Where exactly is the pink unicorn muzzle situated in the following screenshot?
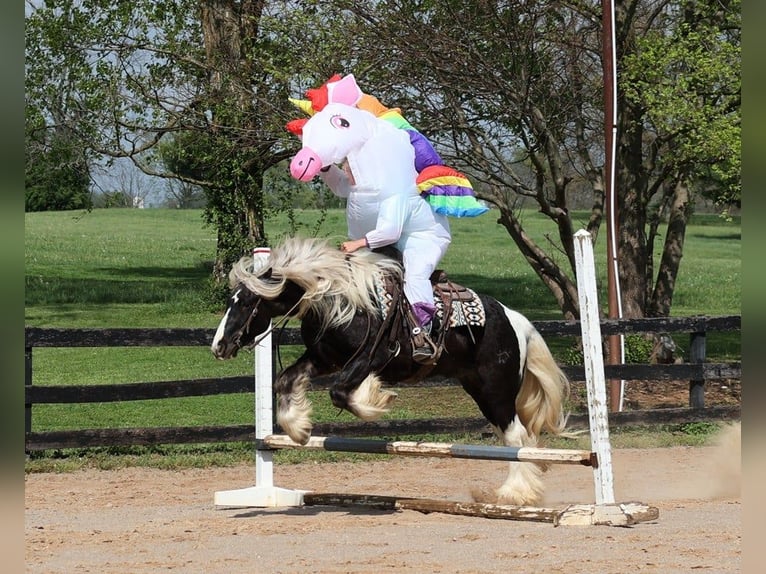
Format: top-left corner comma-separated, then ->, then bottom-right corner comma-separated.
290,147 -> 323,182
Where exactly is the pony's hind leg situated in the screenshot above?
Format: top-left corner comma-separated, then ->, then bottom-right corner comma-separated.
275,359 -> 315,445
486,328 -> 570,505
492,416 -> 545,506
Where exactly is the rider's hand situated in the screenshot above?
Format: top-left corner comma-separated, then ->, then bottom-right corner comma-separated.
340,238 -> 368,254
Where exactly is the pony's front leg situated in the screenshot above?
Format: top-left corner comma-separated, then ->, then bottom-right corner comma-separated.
330,360 -> 398,422
275,354 -> 318,445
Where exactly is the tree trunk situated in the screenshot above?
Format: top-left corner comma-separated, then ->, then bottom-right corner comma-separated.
199,0 -> 267,287
649,179 -> 690,317
615,96 -> 649,320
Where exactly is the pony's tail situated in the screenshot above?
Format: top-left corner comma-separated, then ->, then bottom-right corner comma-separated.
515,330 -> 570,438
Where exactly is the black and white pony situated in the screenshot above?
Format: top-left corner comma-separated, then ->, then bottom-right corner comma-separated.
211,236 -> 570,506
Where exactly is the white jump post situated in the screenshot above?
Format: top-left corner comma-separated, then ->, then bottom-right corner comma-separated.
214,247 -> 306,507
573,229 -> 615,505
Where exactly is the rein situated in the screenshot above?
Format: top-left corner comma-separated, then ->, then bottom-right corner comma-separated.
363,275 -> 406,369
336,256 -> 397,373
232,298 -> 261,349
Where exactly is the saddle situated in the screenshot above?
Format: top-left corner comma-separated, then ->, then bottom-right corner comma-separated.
430,269 -> 475,303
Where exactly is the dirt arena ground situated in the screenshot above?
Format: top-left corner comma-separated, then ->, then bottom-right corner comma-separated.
25,423 -> 741,574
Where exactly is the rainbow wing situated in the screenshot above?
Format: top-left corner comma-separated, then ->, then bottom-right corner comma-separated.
417,165 -> 489,218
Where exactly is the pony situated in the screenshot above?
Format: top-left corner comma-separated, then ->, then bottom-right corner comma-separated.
211,236 -> 571,506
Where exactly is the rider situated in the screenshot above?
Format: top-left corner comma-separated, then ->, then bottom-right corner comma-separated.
319,153 -> 451,364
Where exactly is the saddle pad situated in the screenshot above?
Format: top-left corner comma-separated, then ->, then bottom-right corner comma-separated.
434,288 -> 486,328
374,274 -> 486,328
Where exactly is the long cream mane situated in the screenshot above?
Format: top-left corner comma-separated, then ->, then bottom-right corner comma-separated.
229,237 -> 403,334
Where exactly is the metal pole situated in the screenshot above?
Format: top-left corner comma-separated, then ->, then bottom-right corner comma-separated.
603,0 -> 625,411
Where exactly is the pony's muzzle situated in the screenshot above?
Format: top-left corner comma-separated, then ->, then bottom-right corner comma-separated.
211,339 -> 239,360
290,147 -> 323,181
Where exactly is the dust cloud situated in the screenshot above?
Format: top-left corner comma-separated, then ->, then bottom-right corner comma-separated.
703,422 -> 741,499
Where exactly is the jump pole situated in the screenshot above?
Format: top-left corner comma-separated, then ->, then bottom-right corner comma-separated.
259,435 -> 597,466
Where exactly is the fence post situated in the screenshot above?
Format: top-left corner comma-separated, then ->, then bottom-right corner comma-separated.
25,347 -> 32,447
689,330 -> 706,409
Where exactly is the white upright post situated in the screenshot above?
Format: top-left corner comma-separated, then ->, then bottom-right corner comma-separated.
573,230 -> 615,505
214,247 -> 306,508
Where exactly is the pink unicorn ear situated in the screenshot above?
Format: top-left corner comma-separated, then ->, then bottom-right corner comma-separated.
326,74 -> 363,106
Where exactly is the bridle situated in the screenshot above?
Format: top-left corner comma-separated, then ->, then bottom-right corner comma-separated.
239,295 -> 305,350
231,297 -> 262,350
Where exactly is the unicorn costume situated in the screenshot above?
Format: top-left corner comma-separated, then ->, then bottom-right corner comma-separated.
287,73 -> 489,219
289,103 -> 451,331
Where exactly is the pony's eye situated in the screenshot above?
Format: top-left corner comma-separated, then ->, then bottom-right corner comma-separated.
330,114 -> 350,129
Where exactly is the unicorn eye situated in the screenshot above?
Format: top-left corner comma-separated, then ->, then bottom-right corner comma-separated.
330,114 -> 350,129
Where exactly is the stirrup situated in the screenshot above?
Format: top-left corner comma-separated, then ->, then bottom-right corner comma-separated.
411,329 -> 438,365
412,344 -> 434,360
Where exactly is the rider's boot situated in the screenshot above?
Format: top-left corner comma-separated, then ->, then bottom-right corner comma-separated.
411,302 -> 438,365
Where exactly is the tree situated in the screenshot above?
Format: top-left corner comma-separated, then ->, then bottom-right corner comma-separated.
24,0 -> 350,291
162,178 -> 206,209
333,0 -> 739,320
25,123 -> 92,212
617,0 -> 740,317
90,160 -> 155,209
25,74 -> 92,212
26,0 -> 739,320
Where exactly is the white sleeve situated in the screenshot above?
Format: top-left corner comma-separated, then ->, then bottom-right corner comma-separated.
318,165 -> 352,199
365,194 -> 408,248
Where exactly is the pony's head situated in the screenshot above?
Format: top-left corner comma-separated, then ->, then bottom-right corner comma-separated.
210,258 -> 291,360
211,281 -> 266,360
211,237 -> 405,359
289,103 -> 379,182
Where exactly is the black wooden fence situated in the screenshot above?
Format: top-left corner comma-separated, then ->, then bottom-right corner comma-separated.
25,315 -> 741,451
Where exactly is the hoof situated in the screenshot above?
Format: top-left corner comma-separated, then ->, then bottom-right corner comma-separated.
277,414 -> 313,445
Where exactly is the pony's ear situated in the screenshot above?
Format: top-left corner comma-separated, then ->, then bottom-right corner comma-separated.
285,118 -> 308,136
326,74 -> 363,106
259,267 -> 282,284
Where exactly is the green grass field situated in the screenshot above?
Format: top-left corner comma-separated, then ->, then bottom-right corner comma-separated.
24,207 -> 741,471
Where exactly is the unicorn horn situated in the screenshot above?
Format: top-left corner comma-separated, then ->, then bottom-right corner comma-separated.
289,98 -> 316,117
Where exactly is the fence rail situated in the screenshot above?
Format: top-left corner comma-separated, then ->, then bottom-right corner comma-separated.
25,315 -> 741,451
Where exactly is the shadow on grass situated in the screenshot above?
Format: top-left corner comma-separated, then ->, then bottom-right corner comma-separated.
688,231 -> 741,241
27,265 -> 567,319
27,260 -> 214,306
25,275 -> 208,305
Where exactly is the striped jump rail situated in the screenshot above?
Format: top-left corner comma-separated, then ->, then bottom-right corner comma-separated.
259,435 -> 599,467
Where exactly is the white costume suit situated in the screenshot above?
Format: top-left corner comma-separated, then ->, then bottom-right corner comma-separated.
317,118 -> 451,324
